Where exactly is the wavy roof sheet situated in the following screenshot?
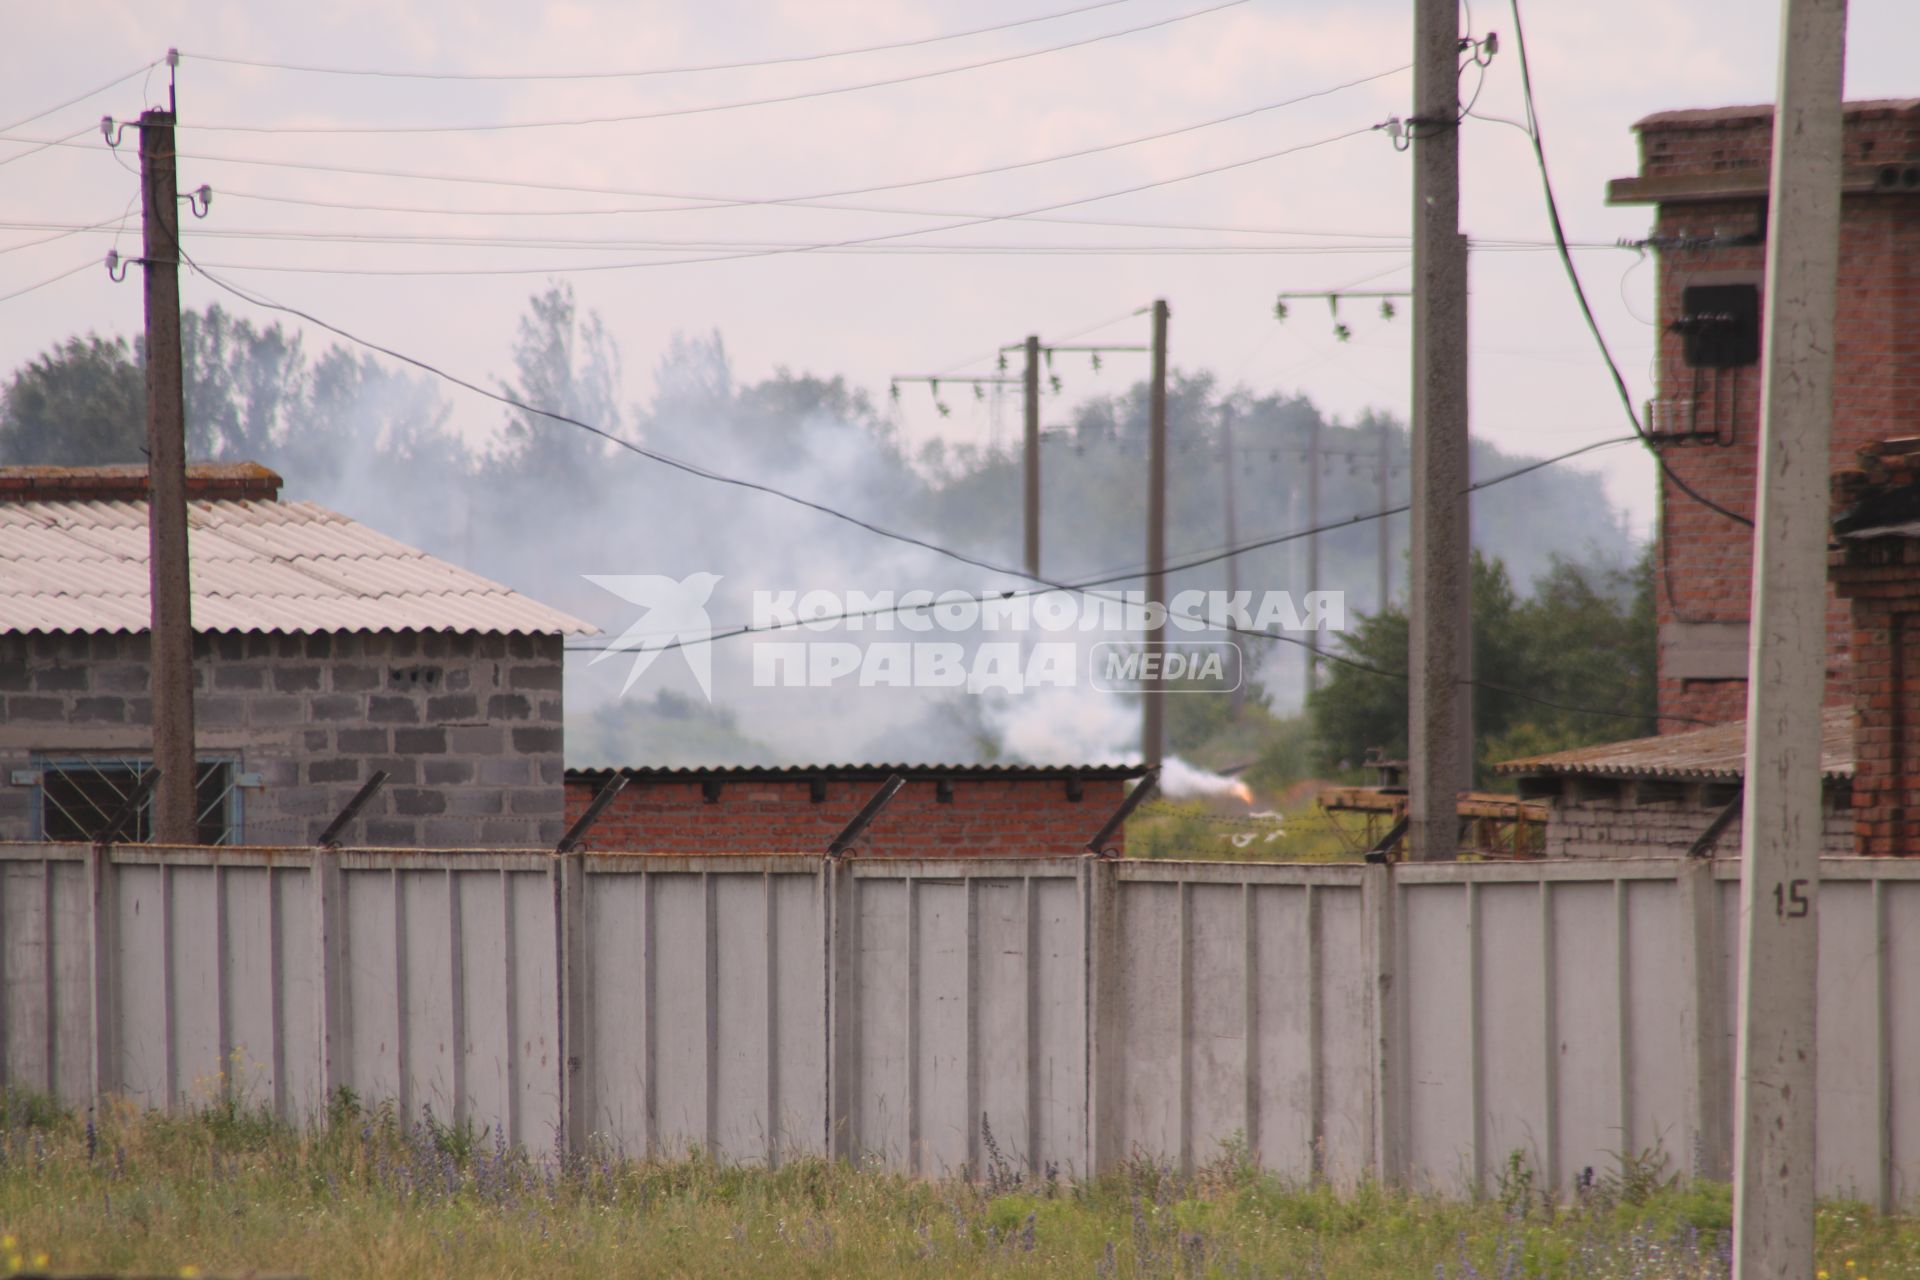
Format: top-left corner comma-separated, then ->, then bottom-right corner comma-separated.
0,495 -> 594,636
1494,705 -> 1853,782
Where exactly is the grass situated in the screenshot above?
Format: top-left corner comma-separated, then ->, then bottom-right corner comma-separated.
2,1091 -> 1917,1278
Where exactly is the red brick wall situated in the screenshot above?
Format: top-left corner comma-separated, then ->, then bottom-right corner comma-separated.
562,775 -> 1129,856
1834,536 -> 1920,854
1639,102 -> 1920,729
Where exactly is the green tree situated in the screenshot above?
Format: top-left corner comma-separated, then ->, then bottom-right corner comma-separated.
1308,551 -> 1654,783
493,282 -> 621,485
0,334 -> 145,464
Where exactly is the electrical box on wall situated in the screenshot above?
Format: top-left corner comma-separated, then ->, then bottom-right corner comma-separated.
1673,284 -> 1760,367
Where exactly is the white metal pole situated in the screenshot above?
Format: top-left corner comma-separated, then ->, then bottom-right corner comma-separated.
1732,2 -> 1847,1276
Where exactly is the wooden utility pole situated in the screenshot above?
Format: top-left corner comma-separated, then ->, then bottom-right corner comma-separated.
1142,299 -> 1170,767
1406,0 -> 1471,860
139,110 -> 197,845
1732,1 -> 1846,1275
1023,334 -> 1042,580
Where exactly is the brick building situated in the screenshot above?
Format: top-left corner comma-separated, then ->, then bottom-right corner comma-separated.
0,464 -> 591,847
563,763 -> 1147,856
1608,98 -> 1920,728
1496,708 -> 1854,857
1832,442 -> 1920,853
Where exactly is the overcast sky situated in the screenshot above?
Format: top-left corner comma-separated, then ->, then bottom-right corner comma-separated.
4,0 -> 1915,543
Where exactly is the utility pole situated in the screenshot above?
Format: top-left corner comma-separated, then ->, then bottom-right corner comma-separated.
1220,403 -> 1244,715
1303,415 -> 1321,704
1377,420 -> 1393,613
139,109 -> 197,845
1142,299 -> 1170,768
1407,0 -> 1471,860
1023,334 -> 1042,580
1732,1 -> 1846,1275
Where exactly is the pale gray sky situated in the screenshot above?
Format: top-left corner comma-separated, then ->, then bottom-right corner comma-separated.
4,0 -> 1916,541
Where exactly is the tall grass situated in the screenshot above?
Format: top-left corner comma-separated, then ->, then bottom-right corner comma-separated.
0,1089 -> 1911,1278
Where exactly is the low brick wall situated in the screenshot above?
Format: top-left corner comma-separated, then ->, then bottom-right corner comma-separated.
0,629 -> 565,847
564,772 -> 1130,856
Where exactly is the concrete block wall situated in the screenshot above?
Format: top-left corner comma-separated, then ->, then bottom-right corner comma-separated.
1538,777 -> 1853,857
1630,101 -> 1920,729
0,629 -> 565,847
563,773 -> 1130,856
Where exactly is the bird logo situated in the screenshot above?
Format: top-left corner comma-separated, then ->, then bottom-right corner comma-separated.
583,572 -> 722,701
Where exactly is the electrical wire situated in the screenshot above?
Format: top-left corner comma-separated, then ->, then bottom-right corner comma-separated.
168,228 -> 1667,730
190,124 -> 1382,279
176,0 -> 1251,135
1506,0 -> 1751,531
0,257 -> 99,305
0,59 -> 159,134
0,122 -> 96,170
183,0 -> 1150,81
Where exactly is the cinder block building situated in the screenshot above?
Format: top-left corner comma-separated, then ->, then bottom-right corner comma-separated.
1608,97 -> 1920,729
0,464 -> 592,847
563,763 -> 1147,856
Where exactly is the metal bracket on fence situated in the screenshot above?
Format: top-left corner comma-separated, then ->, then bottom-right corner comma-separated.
93,768 -> 161,844
1084,766 -> 1159,857
827,772 -> 906,857
556,773 -> 629,853
1686,786 -> 1743,858
1364,814 -> 1409,864
315,770 -> 389,848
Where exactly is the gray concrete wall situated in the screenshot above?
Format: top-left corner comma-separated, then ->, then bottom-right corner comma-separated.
0,630 -> 565,847
6,844 -> 1919,1204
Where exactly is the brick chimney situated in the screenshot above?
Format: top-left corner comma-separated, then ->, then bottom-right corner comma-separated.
0,462 -> 283,503
1609,99 -> 1920,731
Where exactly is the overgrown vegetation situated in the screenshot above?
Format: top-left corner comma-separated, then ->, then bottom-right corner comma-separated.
1,1091 -> 1913,1279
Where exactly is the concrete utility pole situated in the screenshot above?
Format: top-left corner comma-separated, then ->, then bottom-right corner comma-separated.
139,110 -> 197,845
1023,334 -> 1042,580
1377,420 -> 1393,613
1304,415 -> 1321,704
1406,0 -> 1472,860
1142,299 -> 1170,767
1732,1 -> 1846,1275
1220,404 -> 1245,715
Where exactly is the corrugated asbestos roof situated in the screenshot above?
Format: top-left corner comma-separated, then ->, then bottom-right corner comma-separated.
1494,705 -> 1854,782
0,495 -> 594,636
569,762 -> 1150,783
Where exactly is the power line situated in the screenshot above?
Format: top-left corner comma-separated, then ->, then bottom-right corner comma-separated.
173,245 -> 1663,731
0,256 -> 98,305
181,255 -> 1037,583
182,0 -> 1150,81
561,432 -> 1640,650
182,124 -> 1383,279
0,59 -> 158,134
1506,0 -> 1751,532
174,0 -> 1251,135
0,121 -> 95,170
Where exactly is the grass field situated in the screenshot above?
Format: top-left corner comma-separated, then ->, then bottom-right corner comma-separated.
2,1090 -> 1915,1279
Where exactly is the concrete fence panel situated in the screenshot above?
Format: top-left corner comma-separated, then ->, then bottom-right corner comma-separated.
1096,863 -> 1375,1184
10,843 -> 1920,1209
578,857 -> 828,1165
832,859 -> 1088,1178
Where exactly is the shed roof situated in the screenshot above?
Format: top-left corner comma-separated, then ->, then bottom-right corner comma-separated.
1493,705 -> 1854,782
568,762 -> 1150,784
0,466 -> 593,636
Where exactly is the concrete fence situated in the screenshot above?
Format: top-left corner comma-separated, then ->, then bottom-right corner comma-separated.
2,844 -> 1916,1205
